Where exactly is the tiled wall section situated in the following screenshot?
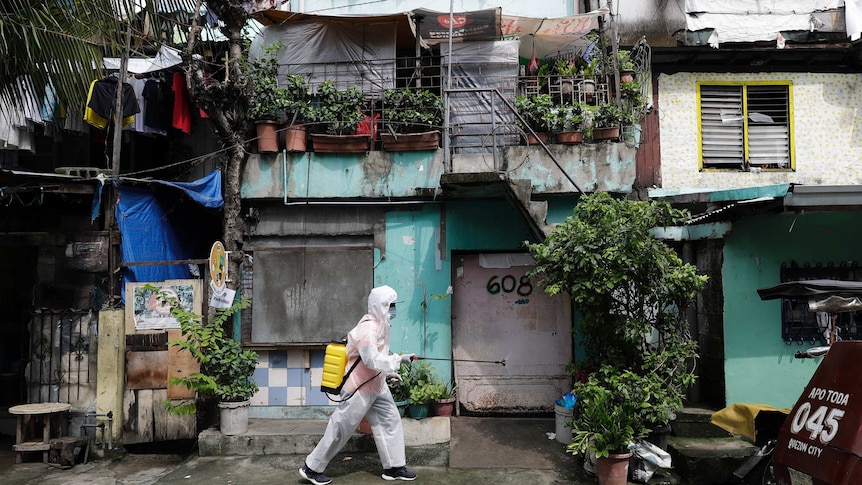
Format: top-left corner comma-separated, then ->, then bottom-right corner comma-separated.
250,349 -> 334,407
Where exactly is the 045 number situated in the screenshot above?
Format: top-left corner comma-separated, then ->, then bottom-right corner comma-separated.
789,402 -> 844,444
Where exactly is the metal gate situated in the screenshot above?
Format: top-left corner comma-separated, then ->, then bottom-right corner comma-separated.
25,309 -> 96,407
452,253 -> 573,414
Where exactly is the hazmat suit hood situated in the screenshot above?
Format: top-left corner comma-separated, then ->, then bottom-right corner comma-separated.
367,285 -> 398,323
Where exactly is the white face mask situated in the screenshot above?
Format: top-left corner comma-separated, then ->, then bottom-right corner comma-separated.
388,305 -> 397,320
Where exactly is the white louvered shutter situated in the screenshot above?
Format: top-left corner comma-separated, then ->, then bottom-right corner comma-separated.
700,85 -> 744,167
747,85 -> 790,167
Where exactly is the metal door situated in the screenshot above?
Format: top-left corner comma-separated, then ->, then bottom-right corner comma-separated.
452,253 -> 572,413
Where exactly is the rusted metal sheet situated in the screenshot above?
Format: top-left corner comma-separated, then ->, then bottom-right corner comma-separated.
451,253 -> 573,414
126,351 -> 168,390
635,77 -> 661,189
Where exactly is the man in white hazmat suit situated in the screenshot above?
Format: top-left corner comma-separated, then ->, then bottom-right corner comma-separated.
300,285 -> 417,484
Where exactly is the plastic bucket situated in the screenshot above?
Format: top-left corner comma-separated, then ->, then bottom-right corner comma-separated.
555,403 -> 574,444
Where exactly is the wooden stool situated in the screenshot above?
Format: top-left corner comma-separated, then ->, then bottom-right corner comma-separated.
49,436 -> 90,468
9,402 -> 71,463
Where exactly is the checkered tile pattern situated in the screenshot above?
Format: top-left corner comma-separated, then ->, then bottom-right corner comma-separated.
250,349 -> 333,406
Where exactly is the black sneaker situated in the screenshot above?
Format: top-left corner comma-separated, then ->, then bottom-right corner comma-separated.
382,466 -> 417,481
300,464 -> 332,485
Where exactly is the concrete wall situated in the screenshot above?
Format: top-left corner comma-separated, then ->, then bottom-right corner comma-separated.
722,211 -> 862,407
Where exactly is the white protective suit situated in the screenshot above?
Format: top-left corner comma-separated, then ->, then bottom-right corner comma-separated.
305,285 -> 409,472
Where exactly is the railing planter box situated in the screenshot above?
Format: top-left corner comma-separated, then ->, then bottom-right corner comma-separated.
381,130 -> 441,151
311,134 -> 371,153
592,126 -> 620,141
556,131 -> 584,144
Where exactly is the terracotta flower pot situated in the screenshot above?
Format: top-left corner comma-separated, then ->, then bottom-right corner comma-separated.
431,398 -> 455,417
381,130 -> 441,151
311,133 -> 370,153
255,121 -> 280,153
524,132 -> 549,145
284,125 -> 307,152
596,451 -> 632,485
556,131 -> 584,144
592,126 -> 620,141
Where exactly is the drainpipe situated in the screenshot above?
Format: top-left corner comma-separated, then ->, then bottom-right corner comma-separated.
682,241 -> 702,403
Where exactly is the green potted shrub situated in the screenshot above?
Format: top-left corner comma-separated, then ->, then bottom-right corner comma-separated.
528,192 -> 706,473
246,42 -> 289,153
550,102 -> 586,144
158,288 -> 260,436
514,93 -> 554,144
402,360 -> 436,419
430,380 -> 457,417
617,49 -> 636,84
593,103 -> 624,140
388,363 -> 412,417
283,74 -> 311,152
306,80 -> 370,153
381,88 -> 443,151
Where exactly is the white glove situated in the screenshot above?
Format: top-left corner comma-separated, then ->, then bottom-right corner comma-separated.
399,353 -> 416,363
386,373 -> 402,384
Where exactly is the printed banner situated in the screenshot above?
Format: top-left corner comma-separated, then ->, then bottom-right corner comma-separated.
414,8 -> 501,43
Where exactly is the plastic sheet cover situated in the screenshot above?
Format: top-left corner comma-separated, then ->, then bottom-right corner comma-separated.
684,0 -> 844,45
115,170 -> 223,302
442,41 -> 520,153
251,19 -> 398,92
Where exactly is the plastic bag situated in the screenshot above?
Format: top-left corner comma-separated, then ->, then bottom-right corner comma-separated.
554,392 -> 577,408
628,439 -> 672,483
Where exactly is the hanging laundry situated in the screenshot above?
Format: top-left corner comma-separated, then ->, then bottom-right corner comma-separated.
129,76 -> 166,136
84,79 -> 136,129
142,78 -> 173,131
172,72 -> 192,134
87,77 -> 140,120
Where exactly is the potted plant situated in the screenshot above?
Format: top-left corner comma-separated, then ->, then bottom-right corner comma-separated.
306,80 -> 370,153
550,102 -> 586,144
569,367 -> 650,485
528,192 -> 706,473
617,49 -> 636,84
381,88 -> 443,151
554,58 -> 579,96
593,103 -> 624,141
402,360 -> 436,419
430,380 -> 457,417
283,74 -> 311,152
159,289 -> 260,436
514,94 -> 554,144
247,42 -> 289,153
388,363 -> 412,417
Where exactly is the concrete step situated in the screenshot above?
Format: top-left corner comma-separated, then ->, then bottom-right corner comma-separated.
671,407 -> 734,439
199,417 -> 449,467
666,436 -> 755,485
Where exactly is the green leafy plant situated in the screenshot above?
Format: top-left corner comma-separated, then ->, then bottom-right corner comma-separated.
514,94 -> 555,134
283,74 -> 311,125
156,287 -> 259,415
246,42 -> 289,121
383,88 -> 443,134
617,49 -> 635,71
594,103 -> 625,128
528,193 -> 707,442
388,363 -> 411,403
306,80 -> 367,135
568,367 -> 649,457
555,58 -> 578,77
548,102 -> 586,133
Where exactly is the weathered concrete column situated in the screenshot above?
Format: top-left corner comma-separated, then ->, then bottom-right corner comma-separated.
97,309 -> 125,446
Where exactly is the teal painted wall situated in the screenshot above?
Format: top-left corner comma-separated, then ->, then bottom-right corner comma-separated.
373,201 -> 540,382
723,211 -> 862,407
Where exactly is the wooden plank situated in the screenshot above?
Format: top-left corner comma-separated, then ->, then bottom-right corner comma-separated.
122,389 -> 142,445
126,350 -> 168,389
152,389 -> 168,441
136,389 -> 154,443
167,329 -> 199,399
166,405 -> 196,440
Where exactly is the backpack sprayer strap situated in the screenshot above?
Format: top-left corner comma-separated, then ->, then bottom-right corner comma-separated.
326,359 -> 381,403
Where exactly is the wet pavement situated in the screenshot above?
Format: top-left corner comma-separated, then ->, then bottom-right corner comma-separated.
0,417 -> 683,484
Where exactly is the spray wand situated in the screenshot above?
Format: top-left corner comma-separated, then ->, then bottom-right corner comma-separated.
412,356 -> 506,366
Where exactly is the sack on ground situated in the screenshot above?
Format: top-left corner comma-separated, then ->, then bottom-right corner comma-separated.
628,439 -> 672,483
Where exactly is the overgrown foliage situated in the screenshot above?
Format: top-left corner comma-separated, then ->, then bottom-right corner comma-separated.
157,288 -> 259,415
382,88 -> 443,134
528,192 -> 707,456
306,80 -> 367,135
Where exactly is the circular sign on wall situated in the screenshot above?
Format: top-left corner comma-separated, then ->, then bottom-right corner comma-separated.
210,241 -> 226,290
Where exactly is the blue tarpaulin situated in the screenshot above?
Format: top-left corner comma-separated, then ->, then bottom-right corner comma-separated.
115,170 -> 223,302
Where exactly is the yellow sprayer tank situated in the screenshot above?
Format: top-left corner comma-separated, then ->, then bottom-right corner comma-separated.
320,341 -> 348,394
